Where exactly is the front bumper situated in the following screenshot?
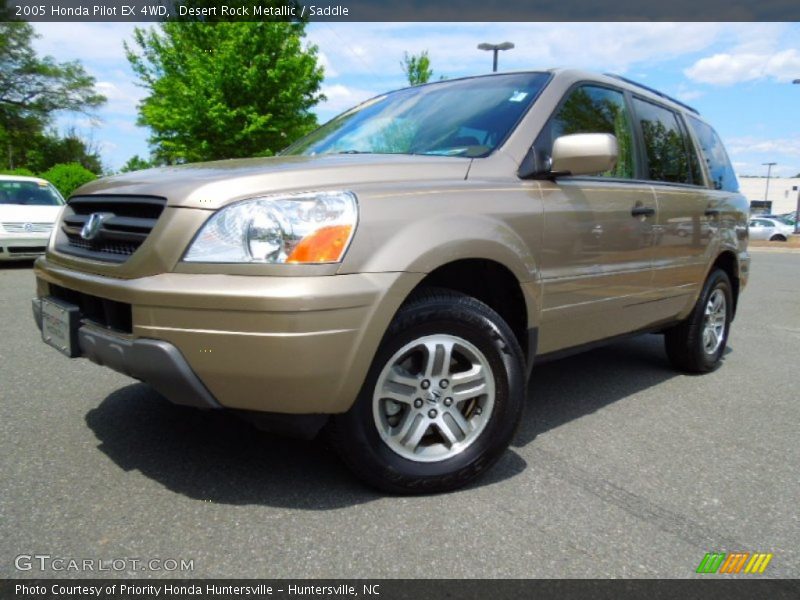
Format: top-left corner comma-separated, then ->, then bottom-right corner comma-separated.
33,300 -> 219,410
33,257 -> 422,414
0,233 -> 50,260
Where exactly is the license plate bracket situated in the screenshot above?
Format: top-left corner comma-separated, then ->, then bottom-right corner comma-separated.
41,297 -> 80,357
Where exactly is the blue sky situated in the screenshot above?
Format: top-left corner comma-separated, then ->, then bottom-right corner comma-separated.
31,22 -> 800,177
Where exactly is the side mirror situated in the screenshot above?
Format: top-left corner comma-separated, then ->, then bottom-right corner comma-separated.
550,133 -> 618,177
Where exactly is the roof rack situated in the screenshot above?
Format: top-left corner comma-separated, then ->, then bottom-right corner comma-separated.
604,74 -> 700,115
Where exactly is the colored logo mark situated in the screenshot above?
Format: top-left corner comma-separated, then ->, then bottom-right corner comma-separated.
696,552 -> 773,574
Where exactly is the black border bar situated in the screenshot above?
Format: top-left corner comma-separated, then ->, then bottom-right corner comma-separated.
3,579 -> 800,600
3,0 -> 800,22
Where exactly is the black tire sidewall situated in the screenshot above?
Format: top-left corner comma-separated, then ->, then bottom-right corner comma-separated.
335,295 -> 525,493
692,270 -> 733,370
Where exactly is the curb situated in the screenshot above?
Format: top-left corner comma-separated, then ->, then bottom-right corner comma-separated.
749,246 -> 800,254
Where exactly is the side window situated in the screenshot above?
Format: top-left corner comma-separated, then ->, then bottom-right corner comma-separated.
686,116 -> 739,192
535,85 -> 635,179
632,98 -> 702,185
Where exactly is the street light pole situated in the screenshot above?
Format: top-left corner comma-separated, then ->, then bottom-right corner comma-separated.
795,184 -> 800,235
793,80 -> 799,232
477,42 -> 515,72
762,162 -> 777,207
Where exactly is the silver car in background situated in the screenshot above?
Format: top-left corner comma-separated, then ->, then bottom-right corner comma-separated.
748,217 -> 794,242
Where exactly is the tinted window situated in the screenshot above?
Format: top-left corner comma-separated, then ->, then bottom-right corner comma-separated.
284,73 -> 551,158
0,180 -> 64,206
632,98 -> 702,185
536,85 -> 635,179
686,116 -> 739,192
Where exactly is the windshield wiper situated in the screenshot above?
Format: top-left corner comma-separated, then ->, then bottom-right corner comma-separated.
337,150 -> 371,154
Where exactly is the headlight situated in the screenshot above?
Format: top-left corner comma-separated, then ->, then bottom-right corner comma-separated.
184,191 -> 358,264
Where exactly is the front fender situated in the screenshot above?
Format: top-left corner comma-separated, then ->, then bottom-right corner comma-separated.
342,213 -> 539,284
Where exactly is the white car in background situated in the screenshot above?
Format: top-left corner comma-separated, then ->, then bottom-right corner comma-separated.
0,175 -> 65,261
748,216 -> 795,242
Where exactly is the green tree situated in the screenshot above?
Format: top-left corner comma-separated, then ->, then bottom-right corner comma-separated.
39,162 -> 97,198
0,167 -> 36,177
0,22 -> 105,169
401,51 -> 433,86
119,155 -> 154,173
126,21 -> 325,164
23,128 -> 103,175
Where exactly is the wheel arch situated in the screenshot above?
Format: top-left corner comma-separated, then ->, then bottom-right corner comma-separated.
710,250 -> 740,319
405,258 -> 536,369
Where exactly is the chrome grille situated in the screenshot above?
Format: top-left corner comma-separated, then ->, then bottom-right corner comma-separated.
1,222 -> 53,234
55,195 -> 166,263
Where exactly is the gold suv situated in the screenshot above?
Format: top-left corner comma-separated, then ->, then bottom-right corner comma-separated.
33,70 -> 749,493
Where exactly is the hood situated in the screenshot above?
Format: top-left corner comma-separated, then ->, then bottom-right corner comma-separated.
74,154 -> 472,210
0,204 -> 62,224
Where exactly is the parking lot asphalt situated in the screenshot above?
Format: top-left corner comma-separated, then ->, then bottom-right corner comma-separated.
1,251 -> 798,579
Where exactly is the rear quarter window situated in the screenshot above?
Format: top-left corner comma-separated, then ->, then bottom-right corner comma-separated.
686,116 -> 739,193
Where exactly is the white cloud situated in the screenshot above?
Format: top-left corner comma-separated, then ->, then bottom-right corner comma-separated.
32,23 -> 141,64
95,80 -> 146,116
685,49 -> 800,85
734,163 -> 798,178
674,84 -> 705,102
316,50 -> 338,78
726,136 -> 800,157
307,23 -> 730,82
97,140 -> 118,154
318,83 -> 379,114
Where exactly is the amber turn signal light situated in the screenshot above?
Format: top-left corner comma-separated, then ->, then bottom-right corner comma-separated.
286,225 -> 354,263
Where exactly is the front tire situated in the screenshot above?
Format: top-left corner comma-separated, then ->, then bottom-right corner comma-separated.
664,269 -> 732,373
330,289 -> 526,494
769,234 -> 787,242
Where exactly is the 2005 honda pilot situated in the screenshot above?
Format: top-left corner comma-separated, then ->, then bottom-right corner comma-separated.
33,70 -> 749,493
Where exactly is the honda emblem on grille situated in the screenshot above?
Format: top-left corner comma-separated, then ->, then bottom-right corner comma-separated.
23,222 -> 33,232
80,213 -> 111,241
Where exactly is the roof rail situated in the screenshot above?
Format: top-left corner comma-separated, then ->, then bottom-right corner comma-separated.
604,73 -> 700,115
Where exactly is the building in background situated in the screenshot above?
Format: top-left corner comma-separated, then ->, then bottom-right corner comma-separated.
738,176 -> 800,215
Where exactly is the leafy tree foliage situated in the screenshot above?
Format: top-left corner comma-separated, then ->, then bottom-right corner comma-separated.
0,22 -> 105,170
39,163 -> 97,198
401,51 -> 433,86
126,21 -> 325,164
24,129 -> 103,174
119,155 -> 154,173
0,167 -> 36,177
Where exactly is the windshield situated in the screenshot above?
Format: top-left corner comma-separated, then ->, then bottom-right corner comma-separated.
0,180 -> 65,206
284,73 -> 551,158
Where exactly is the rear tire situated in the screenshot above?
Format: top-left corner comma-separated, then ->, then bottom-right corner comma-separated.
664,269 -> 732,373
329,288 -> 526,494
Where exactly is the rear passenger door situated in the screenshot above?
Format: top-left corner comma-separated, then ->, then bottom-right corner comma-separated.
631,97 -> 713,314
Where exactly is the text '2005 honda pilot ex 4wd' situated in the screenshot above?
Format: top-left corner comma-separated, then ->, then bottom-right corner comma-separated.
33,70 -> 749,493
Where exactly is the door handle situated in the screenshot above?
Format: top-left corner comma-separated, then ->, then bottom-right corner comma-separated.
705,208 -> 721,217
631,206 -> 655,217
